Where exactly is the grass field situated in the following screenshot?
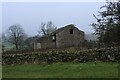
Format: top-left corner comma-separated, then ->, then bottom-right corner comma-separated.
2,62 -> 118,78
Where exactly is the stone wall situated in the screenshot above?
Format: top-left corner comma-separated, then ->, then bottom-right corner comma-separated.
35,35 -> 56,49
56,25 -> 84,48
35,25 -> 85,49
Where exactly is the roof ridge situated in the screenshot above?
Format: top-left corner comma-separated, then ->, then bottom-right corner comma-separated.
51,24 -> 75,34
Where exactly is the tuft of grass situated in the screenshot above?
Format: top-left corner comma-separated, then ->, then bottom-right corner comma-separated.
2,62 -> 118,78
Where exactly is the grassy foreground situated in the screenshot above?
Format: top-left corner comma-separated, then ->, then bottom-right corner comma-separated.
2,62 -> 118,78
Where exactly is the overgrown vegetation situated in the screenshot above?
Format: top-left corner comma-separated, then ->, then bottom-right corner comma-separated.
2,47 -> 120,65
91,0 -> 120,46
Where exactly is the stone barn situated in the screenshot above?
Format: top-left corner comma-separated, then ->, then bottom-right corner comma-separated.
34,24 -> 85,49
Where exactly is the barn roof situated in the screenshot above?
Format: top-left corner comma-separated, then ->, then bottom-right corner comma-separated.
35,34 -> 51,42
51,24 -> 76,34
35,24 -> 84,42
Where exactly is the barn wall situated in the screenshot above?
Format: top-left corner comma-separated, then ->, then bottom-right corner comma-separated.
39,35 -> 56,49
56,26 -> 84,48
35,25 -> 85,49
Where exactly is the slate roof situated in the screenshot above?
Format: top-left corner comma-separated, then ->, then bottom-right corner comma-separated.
51,24 -> 75,34
35,24 -> 84,42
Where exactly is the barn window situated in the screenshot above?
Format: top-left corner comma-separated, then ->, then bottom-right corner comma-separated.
37,43 -> 41,49
52,36 -> 55,40
52,34 -> 56,42
70,29 -> 73,34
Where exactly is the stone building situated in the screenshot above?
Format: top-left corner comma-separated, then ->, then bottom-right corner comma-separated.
34,24 -> 85,49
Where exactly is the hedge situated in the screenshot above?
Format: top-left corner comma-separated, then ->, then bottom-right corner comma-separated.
2,48 -> 120,65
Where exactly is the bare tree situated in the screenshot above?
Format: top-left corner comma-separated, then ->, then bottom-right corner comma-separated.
38,21 -> 57,36
0,34 -> 3,53
1,33 -> 6,52
7,24 -> 27,50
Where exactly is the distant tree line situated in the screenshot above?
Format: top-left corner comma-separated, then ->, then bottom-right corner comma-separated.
1,21 -> 57,51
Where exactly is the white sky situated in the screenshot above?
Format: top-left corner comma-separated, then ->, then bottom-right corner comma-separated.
1,0 -> 108,36
0,3 -> 2,35
1,0 -> 107,2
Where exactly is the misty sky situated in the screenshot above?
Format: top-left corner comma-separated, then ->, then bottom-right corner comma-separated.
2,2 -> 105,36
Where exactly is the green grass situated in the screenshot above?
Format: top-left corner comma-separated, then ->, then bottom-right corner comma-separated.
4,43 -> 15,51
0,66 -> 2,79
2,62 -> 118,78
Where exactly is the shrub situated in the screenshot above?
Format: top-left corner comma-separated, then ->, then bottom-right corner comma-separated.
2,47 -> 120,65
